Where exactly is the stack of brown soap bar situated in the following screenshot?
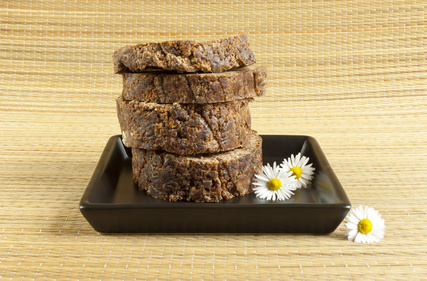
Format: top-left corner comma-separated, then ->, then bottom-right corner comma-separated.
113,34 -> 266,202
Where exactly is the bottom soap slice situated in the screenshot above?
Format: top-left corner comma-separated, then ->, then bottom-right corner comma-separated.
132,131 -> 262,202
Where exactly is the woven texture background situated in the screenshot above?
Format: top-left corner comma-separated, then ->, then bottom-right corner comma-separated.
1,0 -> 426,279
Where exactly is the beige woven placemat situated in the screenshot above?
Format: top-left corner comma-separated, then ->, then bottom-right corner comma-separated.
1,0 -> 426,279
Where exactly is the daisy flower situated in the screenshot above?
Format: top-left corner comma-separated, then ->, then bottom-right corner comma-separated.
345,205 -> 385,243
252,162 -> 297,201
281,152 -> 315,189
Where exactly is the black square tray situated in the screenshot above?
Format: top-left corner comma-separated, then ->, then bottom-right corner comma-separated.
80,135 -> 350,233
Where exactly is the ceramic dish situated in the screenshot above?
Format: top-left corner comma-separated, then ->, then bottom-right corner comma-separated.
80,135 -> 351,233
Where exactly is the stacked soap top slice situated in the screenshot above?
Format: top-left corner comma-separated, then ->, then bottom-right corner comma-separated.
113,34 -> 256,73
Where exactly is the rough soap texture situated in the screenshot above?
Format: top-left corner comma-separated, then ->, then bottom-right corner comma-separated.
132,131 -> 262,202
121,66 -> 267,103
117,96 -> 252,155
113,34 -> 256,73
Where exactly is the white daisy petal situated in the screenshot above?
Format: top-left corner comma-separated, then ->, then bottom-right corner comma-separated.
345,222 -> 357,230
352,206 -> 365,221
346,215 -> 360,225
300,174 -> 311,180
347,229 -> 358,241
294,154 -> 300,165
367,207 -> 378,220
254,174 -> 270,181
299,178 -> 308,185
376,223 -> 386,231
362,206 -> 369,217
354,233 -> 363,243
373,231 -> 384,240
299,156 -> 308,167
263,164 -> 273,179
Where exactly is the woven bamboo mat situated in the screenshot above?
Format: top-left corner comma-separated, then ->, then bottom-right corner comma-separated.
1,0 -> 426,279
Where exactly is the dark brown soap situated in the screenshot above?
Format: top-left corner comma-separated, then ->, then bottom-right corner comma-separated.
117,96 -> 252,155
132,131 -> 262,202
113,34 -> 256,73
121,66 -> 267,104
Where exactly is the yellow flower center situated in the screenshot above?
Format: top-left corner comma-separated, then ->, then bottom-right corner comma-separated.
290,166 -> 303,179
268,178 -> 281,191
358,218 -> 373,234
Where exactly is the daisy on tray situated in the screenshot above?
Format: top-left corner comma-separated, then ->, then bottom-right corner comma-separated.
281,152 -> 315,189
252,162 -> 297,201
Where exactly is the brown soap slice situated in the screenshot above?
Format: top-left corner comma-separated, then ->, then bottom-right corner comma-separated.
121,66 -> 267,104
116,96 -> 252,155
132,131 -> 262,203
113,34 -> 256,73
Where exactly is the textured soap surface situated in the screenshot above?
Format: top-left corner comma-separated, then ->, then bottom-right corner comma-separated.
121,66 -> 266,104
132,131 -> 262,202
116,96 -> 252,155
113,34 -> 256,73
